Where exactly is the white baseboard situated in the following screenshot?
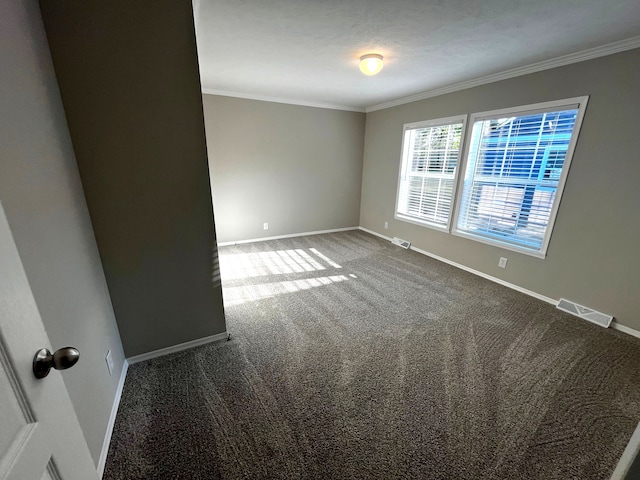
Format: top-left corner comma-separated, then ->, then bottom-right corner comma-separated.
94,227 -> 640,479
126,331 -> 229,365
359,227 -> 640,338
97,359 -> 129,478
218,227 -> 359,247
96,332 -> 229,477
359,226 -> 393,242
610,421 -> 640,480
360,227 -> 557,305
611,322 -> 640,339
410,244 -> 559,306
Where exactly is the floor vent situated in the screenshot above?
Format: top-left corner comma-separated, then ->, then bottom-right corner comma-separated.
557,298 -> 613,328
391,237 -> 411,249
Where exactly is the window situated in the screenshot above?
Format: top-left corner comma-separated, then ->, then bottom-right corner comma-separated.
395,116 -> 466,230
453,97 -> 588,257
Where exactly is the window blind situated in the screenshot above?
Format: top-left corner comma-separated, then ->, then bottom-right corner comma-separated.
396,118 -> 464,230
455,107 -> 580,253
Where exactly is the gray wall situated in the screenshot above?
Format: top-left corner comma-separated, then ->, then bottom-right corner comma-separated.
360,48 -> 640,331
0,0 -> 125,465
39,0 -> 226,357
203,95 -> 365,243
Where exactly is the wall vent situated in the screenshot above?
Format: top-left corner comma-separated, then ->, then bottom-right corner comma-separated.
391,237 -> 411,249
557,298 -> 613,328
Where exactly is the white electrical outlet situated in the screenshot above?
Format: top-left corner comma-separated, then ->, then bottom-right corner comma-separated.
384,221 -> 388,229
498,257 -> 508,268
263,222 -> 269,230
105,350 -> 114,376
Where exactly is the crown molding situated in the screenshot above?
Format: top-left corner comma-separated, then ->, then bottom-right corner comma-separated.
365,36 -> 640,112
200,37 -> 640,114
201,88 -> 365,112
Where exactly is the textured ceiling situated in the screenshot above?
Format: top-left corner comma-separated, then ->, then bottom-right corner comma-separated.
193,0 -> 640,111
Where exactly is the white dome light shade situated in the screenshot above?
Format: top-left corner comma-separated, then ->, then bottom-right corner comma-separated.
359,54 -> 383,76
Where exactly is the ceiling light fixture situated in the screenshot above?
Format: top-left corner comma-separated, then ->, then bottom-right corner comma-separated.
359,53 -> 383,76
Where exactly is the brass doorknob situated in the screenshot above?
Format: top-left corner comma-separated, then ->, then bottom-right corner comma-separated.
33,347 -> 80,379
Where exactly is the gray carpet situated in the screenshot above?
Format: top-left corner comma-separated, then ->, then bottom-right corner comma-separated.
104,230 -> 640,480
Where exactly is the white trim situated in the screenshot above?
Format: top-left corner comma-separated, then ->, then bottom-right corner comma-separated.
97,359 -> 129,479
404,115 -> 468,130
217,227 -> 359,247
451,96 -> 590,259
360,227 -> 557,303
361,224 -> 555,303
202,37 -> 640,114
366,36 -> 640,112
409,244 -> 558,305
610,422 -> 640,480
358,226 -> 392,242
360,226 -> 640,339
126,332 -> 229,365
201,37 -> 640,115
97,331 -> 233,476
201,88 -> 365,113
612,322 -> 640,340
95,229 -> 640,480
394,115 -> 468,234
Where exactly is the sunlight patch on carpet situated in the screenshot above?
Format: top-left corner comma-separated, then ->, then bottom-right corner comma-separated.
220,248 -> 342,279
224,274 -> 352,306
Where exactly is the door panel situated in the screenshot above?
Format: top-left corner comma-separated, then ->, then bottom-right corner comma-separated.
0,331 -> 52,480
0,357 -> 24,461
0,202 -> 98,480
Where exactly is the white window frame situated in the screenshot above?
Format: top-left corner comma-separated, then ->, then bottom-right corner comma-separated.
451,96 -> 589,258
394,115 -> 467,232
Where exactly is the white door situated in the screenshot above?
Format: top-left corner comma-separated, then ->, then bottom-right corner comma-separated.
0,202 -> 98,480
